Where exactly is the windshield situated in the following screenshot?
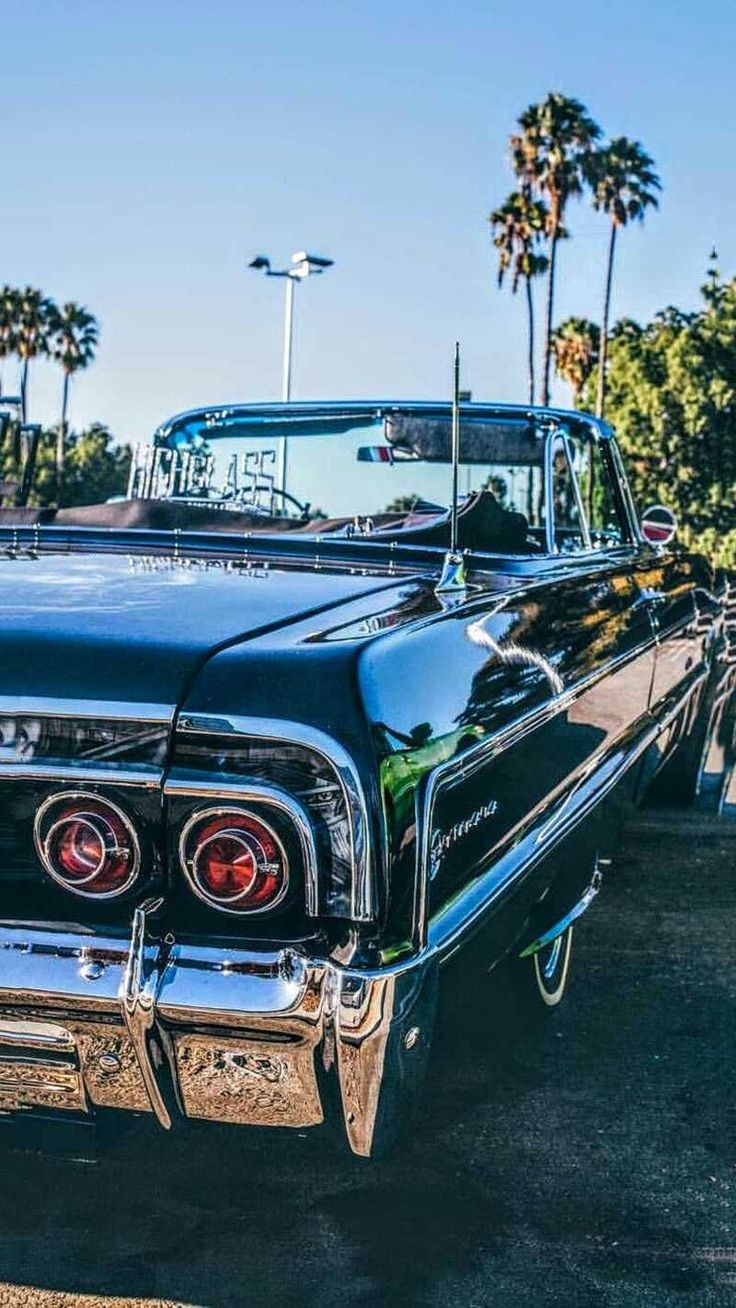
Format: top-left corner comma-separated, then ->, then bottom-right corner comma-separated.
133,408 -> 547,546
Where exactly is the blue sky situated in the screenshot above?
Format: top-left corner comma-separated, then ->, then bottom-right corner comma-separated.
1,0 -> 733,443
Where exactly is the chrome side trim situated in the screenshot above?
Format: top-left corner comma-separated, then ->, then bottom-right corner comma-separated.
0,697 -> 173,722
165,778 -> 319,916
518,863 -> 604,957
176,715 -> 374,921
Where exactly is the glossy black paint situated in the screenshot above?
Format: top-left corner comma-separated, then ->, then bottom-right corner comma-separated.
0,547 -> 413,707
0,402 -> 723,976
0,399 -> 730,1162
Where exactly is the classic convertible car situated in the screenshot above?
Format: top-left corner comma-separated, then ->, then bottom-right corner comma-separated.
0,398 -> 733,1156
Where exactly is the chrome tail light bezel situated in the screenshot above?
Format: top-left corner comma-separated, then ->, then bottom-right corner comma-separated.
178,804 -> 291,915
33,790 -> 142,900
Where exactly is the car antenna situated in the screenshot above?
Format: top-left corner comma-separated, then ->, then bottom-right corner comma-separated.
435,341 -> 467,593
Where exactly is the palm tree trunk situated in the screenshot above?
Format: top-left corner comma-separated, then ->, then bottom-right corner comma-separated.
57,371 -> 70,502
20,358 -> 28,422
525,275 -> 535,405
541,233 -> 558,406
596,222 -> 617,419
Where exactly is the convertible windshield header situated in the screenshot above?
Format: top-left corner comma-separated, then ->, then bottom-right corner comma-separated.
156,408 -> 382,449
154,403 -> 610,453
121,402 -> 625,557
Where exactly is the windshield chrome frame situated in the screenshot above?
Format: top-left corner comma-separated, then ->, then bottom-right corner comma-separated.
142,401 -> 637,554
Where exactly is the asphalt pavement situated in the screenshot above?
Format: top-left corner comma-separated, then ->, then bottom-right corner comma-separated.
0,808 -> 734,1308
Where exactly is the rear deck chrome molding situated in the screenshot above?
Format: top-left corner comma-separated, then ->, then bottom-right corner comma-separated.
176,714 -> 375,922
0,697 -> 174,722
0,764 -> 163,787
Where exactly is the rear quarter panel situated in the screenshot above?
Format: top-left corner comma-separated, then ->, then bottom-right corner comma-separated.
357,556 -> 657,956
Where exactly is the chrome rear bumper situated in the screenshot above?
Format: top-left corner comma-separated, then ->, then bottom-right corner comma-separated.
0,900 -> 436,1156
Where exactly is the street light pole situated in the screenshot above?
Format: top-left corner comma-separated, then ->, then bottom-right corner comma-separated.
249,251 -> 334,494
282,274 -> 296,404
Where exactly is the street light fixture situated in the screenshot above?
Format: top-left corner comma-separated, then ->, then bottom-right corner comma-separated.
248,250 -> 334,493
248,250 -> 334,402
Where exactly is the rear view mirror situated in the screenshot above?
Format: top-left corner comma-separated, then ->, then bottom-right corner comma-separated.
356,446 -> 417,464
357,446 -> 395,464
641,503 -> 677,545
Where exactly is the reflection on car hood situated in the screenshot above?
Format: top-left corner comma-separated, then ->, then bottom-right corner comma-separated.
0,550 -> 405,713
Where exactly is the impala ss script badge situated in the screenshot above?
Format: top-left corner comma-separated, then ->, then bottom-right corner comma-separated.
430,799 -> 500,876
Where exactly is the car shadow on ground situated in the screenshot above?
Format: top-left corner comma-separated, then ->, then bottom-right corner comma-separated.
0,812 -> 734,1308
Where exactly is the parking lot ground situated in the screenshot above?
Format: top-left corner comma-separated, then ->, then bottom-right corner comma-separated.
0,808 -> 734,1308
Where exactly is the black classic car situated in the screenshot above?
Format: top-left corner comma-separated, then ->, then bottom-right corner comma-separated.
0,395 -> 733,1156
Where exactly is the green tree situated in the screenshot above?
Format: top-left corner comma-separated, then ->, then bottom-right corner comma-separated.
0,286 -> 19,397
489,192 -> 549,404
510,93 -> 602,406
609,316 -> 645,344
551,316 -> 600,400
49,302 -> 100,495
64,424 -> 131,506
16,286 -> 55,420
1,421 -> 131,508
582,270 -> 736,566
587,137 -> 661,418
383,493 -> 420,513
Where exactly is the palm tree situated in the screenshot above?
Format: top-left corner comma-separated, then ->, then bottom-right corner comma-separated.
510,93 -> 602,406
50,302 -> 100,492
16,286 -> 54,421
551,317 -> 600,400
588,137 -> 661,418
489,192 -> 549,404
0,286 -> 19,397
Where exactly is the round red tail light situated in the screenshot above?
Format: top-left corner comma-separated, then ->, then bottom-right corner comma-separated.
180,808 -> 289,914
34,793 -> 140,898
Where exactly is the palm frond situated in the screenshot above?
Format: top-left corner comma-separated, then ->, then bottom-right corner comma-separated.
588,136 -> 661,227
50,301 -> 100,375
489,192 -> 549,292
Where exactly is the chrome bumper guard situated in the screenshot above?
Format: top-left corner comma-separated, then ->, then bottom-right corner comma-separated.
0,899 -> 436,1156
